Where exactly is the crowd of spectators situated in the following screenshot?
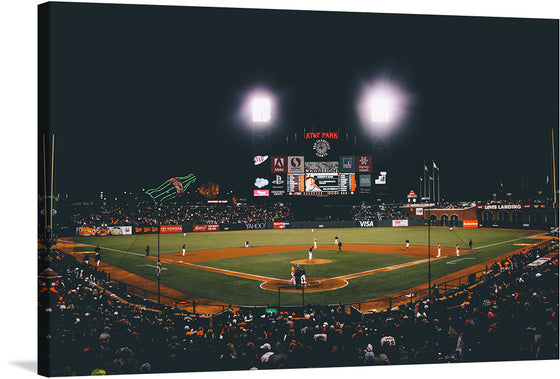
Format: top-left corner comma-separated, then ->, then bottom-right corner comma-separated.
38,240 -> 558,376
65,200 -> 293,229
352,202 -> 406,221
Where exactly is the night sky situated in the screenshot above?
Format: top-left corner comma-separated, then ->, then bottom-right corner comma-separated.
43,2 -> 559,202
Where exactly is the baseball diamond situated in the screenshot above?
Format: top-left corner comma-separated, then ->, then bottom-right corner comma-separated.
58,227 -> 553,312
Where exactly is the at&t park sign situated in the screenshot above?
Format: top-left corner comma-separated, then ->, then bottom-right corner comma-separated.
304,132 -> 339,139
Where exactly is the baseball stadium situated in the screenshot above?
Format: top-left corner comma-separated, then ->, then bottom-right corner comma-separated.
36,3 -> 559,378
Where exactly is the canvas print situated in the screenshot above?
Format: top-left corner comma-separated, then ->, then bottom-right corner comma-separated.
38,1 -> 559,377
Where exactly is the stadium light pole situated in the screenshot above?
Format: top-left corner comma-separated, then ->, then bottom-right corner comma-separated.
428,205 -> 431,299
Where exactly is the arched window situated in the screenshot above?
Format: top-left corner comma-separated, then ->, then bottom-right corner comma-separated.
546,211 -> 556,225
499,211 -> 509,222
429,214 -> 437,226
530,211 -> 543,224
483,211 -> 493,221
450,214 -> 459,226
441,214 -> 449,227
512,211 -> 523,223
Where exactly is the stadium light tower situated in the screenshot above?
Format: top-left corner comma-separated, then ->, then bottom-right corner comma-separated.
251,96 -> 272,123
241,88 -> 277,161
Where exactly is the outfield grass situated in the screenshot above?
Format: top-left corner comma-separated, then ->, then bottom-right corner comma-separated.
70,227 -> 544,306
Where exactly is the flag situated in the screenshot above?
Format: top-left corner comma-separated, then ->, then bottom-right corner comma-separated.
500,180 -> 504,190
429,176 -> 434,180
145,174 -> 196,206
424,164 -> 428,172
546,176 -> 550,184
420,177 -> 423,182
433,161 -> 439,171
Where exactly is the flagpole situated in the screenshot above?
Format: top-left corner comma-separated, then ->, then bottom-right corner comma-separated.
432,161 -> 437,203
438,171 -> 440,205
552,128 -> 557,227
423,161 -> 427,202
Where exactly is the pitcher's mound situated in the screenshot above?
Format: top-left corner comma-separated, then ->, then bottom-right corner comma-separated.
290,258 -> 331,265
260,277 -> 347,292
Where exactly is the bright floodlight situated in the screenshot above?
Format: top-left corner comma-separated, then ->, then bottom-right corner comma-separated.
239,87 -> 277,127
252,97 -> 271,123
357,76 -> 412,135
371,99 -> 390,122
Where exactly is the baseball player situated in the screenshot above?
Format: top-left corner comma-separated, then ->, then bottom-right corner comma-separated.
94,245 -> 101,267
405,239 -> 410,250
300,266 -> 307,287
146,245 -> 150,257
289,265 -> 296,285
334,236 -> 338,246
182,243 -> 186,256
157,260 -> 162,276
436,243 -> 441,257
314,238 -> 317,249
338,240 -> 342,252
469,238 -> 473,250
456,244 -> 460,256
245,241 -> 249,248
308,247 -> 313,260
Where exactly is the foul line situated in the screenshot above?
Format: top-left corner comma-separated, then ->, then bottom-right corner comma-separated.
472,233 -> 546,251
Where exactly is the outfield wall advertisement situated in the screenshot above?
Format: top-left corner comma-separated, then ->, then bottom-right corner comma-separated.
356,220 -> 377,227
77,226 -> 132,236
193,224 -> 220,232
160,225 -> 183,234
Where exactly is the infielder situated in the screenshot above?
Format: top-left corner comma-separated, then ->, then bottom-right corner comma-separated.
436,243 -> 441,257
182,243 -> 186,256
334,236 -> 338,246
456,244 -> 460,256
157,260 -> 162,276
406,239 -> 410,250
308,247 -> 313,260
314,238 -> 317,249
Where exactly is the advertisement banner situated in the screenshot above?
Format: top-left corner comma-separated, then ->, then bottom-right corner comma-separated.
271,174 -> 286,196
288,156 -> 305,174
416,208 -> 424,216
245,222 -> 267,230
463,220 -> 479,228
357,155 -> 372,173
273,222 -> 288,229
77,227 -> 97,236
392,220 -> 409,227
356,220 -> 377,227
160,225 -> 183,234
339,156 -> 356,173
253,189 -> 270,197
359,174 -> 371,187
271,156 -> 287,173
120,226 -> 132,235
193,224 -> 219,232
305,161 -> 339,173
96,227 -> 111,236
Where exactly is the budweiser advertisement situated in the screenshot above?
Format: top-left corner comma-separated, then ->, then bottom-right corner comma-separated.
193,224 -> 220,232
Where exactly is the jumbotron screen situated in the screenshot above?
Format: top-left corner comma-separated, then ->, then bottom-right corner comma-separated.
252,132 -> 381,197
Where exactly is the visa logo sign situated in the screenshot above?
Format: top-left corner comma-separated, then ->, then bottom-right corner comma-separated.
358,220 -> 376,227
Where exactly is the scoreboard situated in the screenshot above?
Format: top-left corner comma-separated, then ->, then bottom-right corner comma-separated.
252,131 -> 382,197
287,173 -> 356,195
